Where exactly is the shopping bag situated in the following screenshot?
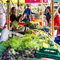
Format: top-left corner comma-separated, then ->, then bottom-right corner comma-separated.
0,27 -> 9,41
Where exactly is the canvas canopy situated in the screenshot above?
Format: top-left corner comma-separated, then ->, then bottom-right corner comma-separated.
2,0 -> 48,3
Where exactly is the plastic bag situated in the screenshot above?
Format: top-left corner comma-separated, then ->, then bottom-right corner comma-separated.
54,30 -> 57,38
0,27 -> 9,41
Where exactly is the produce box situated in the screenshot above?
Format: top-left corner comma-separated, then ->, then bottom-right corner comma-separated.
36,48 -> 60,60
18,58 -> 42,60
18,58 -> 54,60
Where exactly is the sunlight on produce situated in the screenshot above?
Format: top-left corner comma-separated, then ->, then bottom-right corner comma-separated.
0,0 -> 60,60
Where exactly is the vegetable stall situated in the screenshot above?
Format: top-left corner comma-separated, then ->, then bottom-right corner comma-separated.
0,0 -> 60,60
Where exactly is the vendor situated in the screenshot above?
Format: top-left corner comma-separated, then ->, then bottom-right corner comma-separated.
10,7 -> 21,22
54,8 -> 60,35
23,4 -> 36,17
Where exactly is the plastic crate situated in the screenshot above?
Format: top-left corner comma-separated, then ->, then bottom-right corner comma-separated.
36,48 -> 60,60
18,58 -> 42,60
0,45 -> 6,56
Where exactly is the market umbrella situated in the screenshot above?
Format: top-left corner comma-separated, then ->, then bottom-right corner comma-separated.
2,0 -> 48,3
43,0 -> 48,3
25,0 -> 48,3
2,0 -> 17,3
20,0 -> 25,3
25,0 -> 41,3
2,0 -> 25,3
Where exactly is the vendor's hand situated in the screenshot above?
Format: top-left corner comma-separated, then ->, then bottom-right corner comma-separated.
19,20 -> 21,23
11,25 -> 14,29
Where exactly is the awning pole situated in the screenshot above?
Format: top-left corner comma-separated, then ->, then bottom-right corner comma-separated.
7,0 -> 10,30
51,0 -> 54,40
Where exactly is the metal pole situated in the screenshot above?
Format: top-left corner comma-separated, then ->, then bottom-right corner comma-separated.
51,0 -> 54,40
7,0 -> 10,30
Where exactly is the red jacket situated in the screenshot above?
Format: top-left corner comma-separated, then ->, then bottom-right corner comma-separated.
54,14 -> 60,35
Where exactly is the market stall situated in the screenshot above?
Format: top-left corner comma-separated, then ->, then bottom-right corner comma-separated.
0,0 -> 60,60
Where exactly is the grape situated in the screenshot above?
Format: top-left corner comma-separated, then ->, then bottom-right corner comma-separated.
21,54 -> 25,57
8,58 -> 11,60
3,56 -> 6,59
0,56 -> 2,60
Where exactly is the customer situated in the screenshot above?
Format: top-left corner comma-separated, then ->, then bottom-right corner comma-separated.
45,6 -> 51,25
54,8 -> 60,45
23,4 -> 36,17
10,7 -> 21,22
54,8 -> 60,35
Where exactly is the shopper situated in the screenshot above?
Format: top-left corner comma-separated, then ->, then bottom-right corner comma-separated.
45,6 -> 51,25
10,7 -> 21,22
23,4 -> 36,17
54,8 -> 60,45
54,8 -> 60,35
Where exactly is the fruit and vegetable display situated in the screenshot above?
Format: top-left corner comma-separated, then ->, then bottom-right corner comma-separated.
29,24 -> 39,29
0,29 -> 60,60
25,22 -> 32,27
25,22 -> 41,29
24,29 -> 32,34
12,21 -> 24,30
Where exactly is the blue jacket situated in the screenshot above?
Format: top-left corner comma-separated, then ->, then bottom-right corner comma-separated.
23,8 -> 35,16
45,12 -> 51,24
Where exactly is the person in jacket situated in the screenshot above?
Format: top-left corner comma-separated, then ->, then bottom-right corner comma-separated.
23,4 -> 36,17
10,7 -> 21,22
54,8 -> 60,35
